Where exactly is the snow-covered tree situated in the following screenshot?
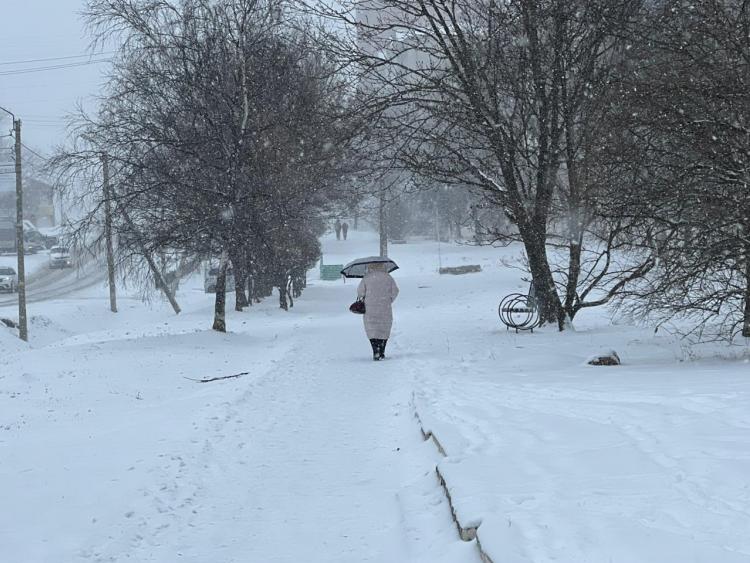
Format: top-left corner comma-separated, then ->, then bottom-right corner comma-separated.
303,0 -> 650,328
611,0 -> 750,339
53,0 -> 354,330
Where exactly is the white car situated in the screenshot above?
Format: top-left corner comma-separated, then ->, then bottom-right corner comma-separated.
49,246 -> 72,269
0,266 -> 17,293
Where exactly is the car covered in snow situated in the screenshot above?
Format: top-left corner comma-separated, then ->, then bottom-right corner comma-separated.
24,230 -> 47,254
0,266 -> 17,292
49,246 -> 72,269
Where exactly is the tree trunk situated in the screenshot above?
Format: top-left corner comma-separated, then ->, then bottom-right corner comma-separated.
278,274 -> 289,311
519,225 -> 565,329
247,271 -> 258,305
212,260 -> 228,332
120,208 -> 180,314
102,153 -> 118,313
287,276 -> 294,308
234,275 -> 248,311
563,239 -> 582,321
379,192 -> 388,257
743,242 -> 750,338
230,250 -> 248,311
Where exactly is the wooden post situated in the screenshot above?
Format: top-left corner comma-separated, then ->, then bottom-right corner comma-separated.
14,119 -> 27,342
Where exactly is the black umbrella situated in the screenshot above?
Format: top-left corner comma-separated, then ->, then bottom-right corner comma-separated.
340,256 -> 399,278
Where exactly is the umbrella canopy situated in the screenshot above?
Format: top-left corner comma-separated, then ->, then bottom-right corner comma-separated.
340,256 -> 399,278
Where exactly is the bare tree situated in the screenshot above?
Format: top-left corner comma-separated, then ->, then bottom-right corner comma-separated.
51,0 -> 354,330
610,0 -> 750,339
302,0 -> 648,328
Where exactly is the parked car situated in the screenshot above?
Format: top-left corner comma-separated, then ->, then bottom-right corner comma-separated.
43,234 -> 59,249
204,265 -> 235,293
24,243 -> 43,254
49,246 -> 72,269
0,266 -> 17,293
24,231 -> 46,254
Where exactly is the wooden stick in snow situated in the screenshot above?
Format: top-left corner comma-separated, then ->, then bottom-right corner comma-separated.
184,372 -> 248,383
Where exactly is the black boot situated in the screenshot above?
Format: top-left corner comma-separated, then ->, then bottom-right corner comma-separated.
370,339 -> 380,361
379,339 -> 387,360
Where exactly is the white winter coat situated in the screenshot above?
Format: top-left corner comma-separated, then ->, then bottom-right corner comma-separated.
357,271 -> 399,339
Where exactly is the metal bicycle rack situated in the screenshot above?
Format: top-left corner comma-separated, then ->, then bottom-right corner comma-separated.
498,284 -> 541,332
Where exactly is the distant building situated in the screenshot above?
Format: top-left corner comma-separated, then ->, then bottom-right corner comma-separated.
0,129 -> 56,227
23,178 -> 55,228
0,176 -> 55,228
0,138 -> 13,195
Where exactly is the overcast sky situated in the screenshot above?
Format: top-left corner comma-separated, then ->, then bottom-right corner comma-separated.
0,0 -> 110,156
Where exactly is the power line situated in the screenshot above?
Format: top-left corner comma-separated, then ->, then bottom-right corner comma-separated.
0,59 -> 112,77
0,52 -> 116,66
22,119 -> 67,124
21,143 -> 49,162
1,143 -> 52,163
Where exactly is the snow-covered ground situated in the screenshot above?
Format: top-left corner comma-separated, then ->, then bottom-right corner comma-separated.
1,230 -> 749,562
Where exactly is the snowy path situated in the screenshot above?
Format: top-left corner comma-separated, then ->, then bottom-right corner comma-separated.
127,318 -> 448,563
1,233 -> 480,562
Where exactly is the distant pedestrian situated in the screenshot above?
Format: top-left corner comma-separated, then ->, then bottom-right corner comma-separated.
334,219 -> 342,240
342,222 -> 349,240
357,262 -> 399,361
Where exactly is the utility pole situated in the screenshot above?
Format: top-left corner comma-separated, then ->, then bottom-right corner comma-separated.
101,153 -> 117,313
14,119 -> 27,341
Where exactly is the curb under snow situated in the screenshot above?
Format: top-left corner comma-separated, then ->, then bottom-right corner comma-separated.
412,395 -> 495,563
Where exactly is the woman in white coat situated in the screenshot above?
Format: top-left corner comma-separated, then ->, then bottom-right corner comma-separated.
357,262 -> 399,360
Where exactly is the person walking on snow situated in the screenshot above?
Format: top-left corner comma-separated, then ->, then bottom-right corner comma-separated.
342,221 -> 349,240
357,262 -> 399,360
334,219 -> 342,240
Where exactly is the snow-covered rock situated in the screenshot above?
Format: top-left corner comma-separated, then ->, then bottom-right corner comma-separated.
587,350 -> 621,365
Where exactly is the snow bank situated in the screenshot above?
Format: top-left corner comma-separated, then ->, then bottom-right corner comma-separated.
0,323 -> 26,354
414,334 -> 750,562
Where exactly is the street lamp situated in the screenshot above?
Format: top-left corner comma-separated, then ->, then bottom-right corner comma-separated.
0,105 -> 27,342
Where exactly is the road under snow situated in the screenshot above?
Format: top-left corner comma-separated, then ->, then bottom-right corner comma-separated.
0,250 -> 105,307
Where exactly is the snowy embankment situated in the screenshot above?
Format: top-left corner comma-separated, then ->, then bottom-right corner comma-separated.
1,230 -> 749,562
403,260 -> 750,561
412,334 -> 750,562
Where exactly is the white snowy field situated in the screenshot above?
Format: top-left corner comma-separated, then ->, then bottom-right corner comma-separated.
1,230 -> 749,562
